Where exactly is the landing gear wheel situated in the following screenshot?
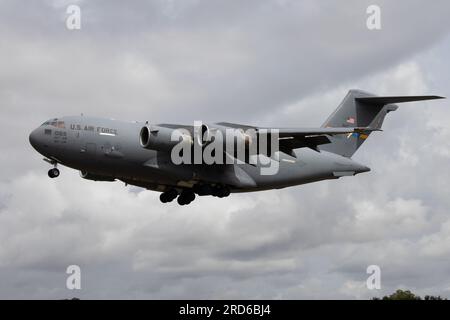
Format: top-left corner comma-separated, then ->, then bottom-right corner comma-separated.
48,168 -> 60,179
212,185 -> 230,198
187,191 -> 195,202
177,197 -> 184,206
219,187 -> 230,198
177,190 -> 195,206
160,189 -> 178,203
160,193 -> 169,203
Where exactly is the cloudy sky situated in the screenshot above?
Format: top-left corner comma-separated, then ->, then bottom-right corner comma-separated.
0,0 -> 449,299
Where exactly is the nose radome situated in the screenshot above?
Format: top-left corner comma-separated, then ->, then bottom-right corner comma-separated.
29,128 -> 40,151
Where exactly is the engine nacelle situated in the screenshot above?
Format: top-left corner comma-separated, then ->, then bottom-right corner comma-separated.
215,127 -> 255,149
195,123 -> 211,147
80,171 -> 115,182
234,129 -> 254,149
140,125 -> 194,151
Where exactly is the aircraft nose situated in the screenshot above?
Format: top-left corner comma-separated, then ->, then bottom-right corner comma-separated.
29,128 -> 41,151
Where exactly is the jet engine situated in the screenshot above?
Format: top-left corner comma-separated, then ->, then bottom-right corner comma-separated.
195,123 -> 211,147
140,124 -> 214,151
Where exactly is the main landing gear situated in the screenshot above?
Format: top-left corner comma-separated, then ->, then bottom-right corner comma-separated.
193,184 -> 230,198
159,185 -> 231,206
159,189 -> 196,205
159,189 -> 178,203
177,190 -> 195,206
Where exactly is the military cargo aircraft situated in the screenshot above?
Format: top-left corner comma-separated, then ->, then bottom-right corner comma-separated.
29,90 -> 443,205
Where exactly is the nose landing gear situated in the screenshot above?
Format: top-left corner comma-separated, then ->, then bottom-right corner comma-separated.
48,168 -> 60,178
44,158 -> 60,179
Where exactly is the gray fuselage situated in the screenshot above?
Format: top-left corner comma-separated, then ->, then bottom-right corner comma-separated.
29,116 -> 370,194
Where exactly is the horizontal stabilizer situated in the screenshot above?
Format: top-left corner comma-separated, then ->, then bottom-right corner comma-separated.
356,95 -> 444,106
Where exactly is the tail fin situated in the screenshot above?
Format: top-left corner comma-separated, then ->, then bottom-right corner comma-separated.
320,89 -> 444,157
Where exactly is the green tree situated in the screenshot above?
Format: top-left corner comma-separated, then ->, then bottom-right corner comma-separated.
382,290 -> 421,300
373,289 -> 447,300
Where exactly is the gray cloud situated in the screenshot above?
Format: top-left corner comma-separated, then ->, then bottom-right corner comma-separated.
0,0 -> 449,299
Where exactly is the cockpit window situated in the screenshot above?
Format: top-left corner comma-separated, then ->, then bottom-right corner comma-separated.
41,119 -> 65,129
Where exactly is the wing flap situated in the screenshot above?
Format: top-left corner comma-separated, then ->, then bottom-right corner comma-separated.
276,127 -> 379,138
218,122 -> 380,155
279,135 -> 331,154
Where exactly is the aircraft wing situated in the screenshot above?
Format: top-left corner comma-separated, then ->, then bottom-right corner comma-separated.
275,127 -> 380,154
217,122 -> 378,154
217,122 -> 376,135
156,122 -> 378,160
275,127 -> 377,137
